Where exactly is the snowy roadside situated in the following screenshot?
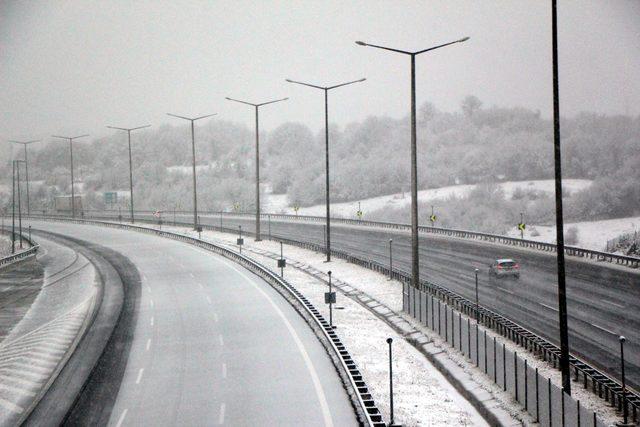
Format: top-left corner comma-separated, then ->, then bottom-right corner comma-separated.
155,224 -> 488,426
152,222 -> 625,426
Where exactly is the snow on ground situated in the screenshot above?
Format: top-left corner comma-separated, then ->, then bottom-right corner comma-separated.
160,225 -> 487,426
266,179 -> 592,218
0,235 -> 10,257
136,221 -> 624,426
506,216 -> 640,252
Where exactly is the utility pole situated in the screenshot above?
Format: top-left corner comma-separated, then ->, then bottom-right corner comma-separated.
52,134 -> 89,218
107,125 -> 151,224
8,140 -> 39,215
226,96 -> 288,242
167,112 -> 217,230
551,0 -> 571,395
356,36 -> 469,288
285,77 -> 365,261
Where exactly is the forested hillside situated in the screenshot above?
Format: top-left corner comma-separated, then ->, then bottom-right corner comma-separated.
1,96 -> 638,228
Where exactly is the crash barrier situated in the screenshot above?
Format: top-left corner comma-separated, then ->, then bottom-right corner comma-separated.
29,214 -> 640,423
0,228 -> 39,270
405,284 -> 615,427
28,216 -> 385,427
44,210 -> 640,269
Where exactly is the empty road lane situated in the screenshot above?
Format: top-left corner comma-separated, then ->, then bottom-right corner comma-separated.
28,221 -> 357,426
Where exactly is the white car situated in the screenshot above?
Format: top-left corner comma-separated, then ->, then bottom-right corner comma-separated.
489,259 -> 520,278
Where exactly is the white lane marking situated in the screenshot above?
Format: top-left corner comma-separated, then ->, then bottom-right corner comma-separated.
206,295 -> 212,304
115,408 -> 128,427
136,368 -> 144,384
213,313 -> 218,323
150,316 -> 154,326
198,283 -> 204,290
496,286 -> 514,295
146,339 -> 151,351
539,302 -> 558,312
222,363 -> 227,379
602,299 -> 624,309
591,323 -> 617,335
190,273 -> 195,279
149,299 -> 154,308
222,261 -> 334,427
219,335 -> 224,346
218,402 -> 226,425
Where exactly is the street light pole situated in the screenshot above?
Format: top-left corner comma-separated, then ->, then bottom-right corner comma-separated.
8,140 -> 39,215
551,0 -> 571,395
107,125 -> 151,224
11,161 -> 15,254
619,336 -> 630,426
52,134 -> 89,218
356,37 -> 469,289
285,78 -> 366,261
225,96 -> 288,242
167,113 -> 217,230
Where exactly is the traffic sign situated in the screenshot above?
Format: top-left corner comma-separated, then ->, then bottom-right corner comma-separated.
429,214 -> 437,223
277,258 -> 286,268
518,222 -> 526,231
324,292 -> 336,304
356,210 -> 363,219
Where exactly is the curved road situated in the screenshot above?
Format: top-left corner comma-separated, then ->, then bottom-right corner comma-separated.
29,221 -> 357,426
175,213 -> 639,391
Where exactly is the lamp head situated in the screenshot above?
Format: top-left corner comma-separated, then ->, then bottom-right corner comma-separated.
355,41 -> 367,46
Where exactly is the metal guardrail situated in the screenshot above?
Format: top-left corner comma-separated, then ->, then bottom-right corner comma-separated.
29,216 -> 385,427
63,209 -> 640,269
107,214 -> 638,423
0,230 -> 39,270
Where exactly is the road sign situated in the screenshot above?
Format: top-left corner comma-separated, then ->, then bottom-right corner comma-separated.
237,237 -> 244,246
104,191 -> 117,205
356,210 -> 363,219
518,222 -> 526,231
430,214 -> 437,223
324,292 -> 336,304
277,258 -> 286,268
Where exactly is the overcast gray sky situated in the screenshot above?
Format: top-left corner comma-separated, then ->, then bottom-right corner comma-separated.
1,0 -> 639,141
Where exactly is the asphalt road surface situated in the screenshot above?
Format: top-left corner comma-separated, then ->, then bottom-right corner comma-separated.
28,221 -> 358,426
167,213 -> 639,392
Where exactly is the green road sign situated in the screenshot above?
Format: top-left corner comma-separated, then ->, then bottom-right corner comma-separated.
429,214 -> 437,223
518,222 -> 526,231
104,192 -> 117,204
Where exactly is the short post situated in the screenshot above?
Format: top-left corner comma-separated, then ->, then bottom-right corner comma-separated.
388,238 -> 393,280
237,225 -> 244,254
220,212 -> 223,229
326,271 -> 336,329
520,212 -> 525,239
268,214 -> 272,240
278,242 -> 286,278
549,378 -> 553,427
387,337 -> 399,427
197,225 -> 202,240
28,225 -> 31,241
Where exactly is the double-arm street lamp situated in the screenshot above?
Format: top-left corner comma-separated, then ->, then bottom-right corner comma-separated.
52,134 -> 89,218
225,96 -> 288,241
355,37 -> 469,288
11,160 -> 26,253
167,113 -> 217,230
106,125 -> 151,224
285,78 -> 366,261
8,140 -> 39,215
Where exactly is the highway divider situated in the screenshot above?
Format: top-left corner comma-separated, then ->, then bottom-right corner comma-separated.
45,210 -> 640,269
0,228 -> 39,271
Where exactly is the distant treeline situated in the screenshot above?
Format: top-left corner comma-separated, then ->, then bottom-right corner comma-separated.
1,96 -> 638,227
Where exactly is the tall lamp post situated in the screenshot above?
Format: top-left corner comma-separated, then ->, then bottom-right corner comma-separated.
355,37 -> 469,288
285,78 -> 365,261
106,125 -> 151,224
52,134 -> 89,218
550,0 -> 571,395
225,96 -> 288,241
167,113 -> 216,230
8,140 -> 39,215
